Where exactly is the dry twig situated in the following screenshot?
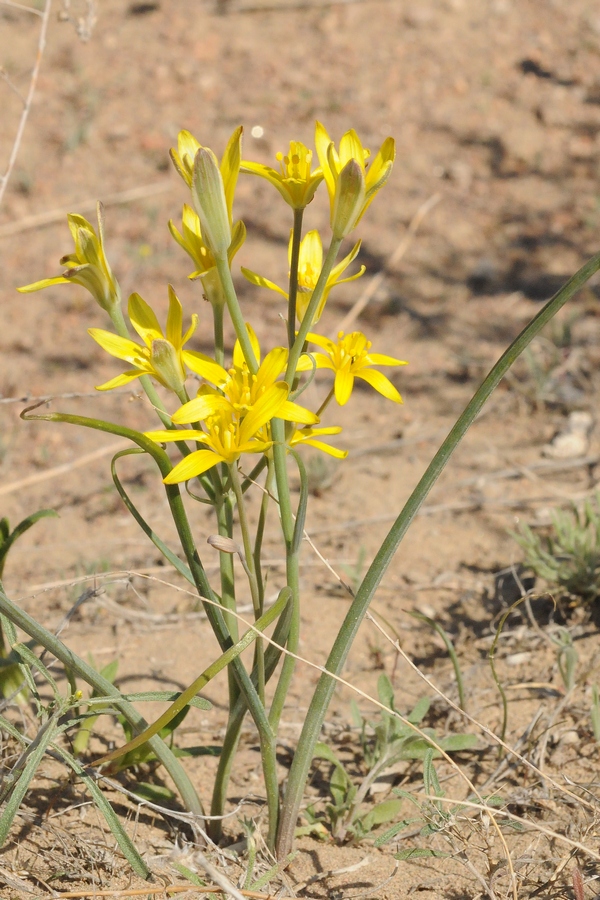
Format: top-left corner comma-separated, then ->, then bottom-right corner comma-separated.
0,0 -> 52,210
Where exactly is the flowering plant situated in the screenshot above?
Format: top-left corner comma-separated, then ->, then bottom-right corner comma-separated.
9,121 -> 600,862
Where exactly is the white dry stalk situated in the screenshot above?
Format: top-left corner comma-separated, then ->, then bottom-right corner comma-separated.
0,0 -> 52,210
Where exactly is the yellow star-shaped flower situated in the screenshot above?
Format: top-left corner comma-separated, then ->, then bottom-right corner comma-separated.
242,230 -> 364,324
299,330 -> 407,406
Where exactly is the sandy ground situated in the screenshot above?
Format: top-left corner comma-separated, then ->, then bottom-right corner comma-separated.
2,1 -> 600,897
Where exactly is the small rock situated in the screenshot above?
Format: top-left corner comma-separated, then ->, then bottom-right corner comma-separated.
542,411 -> 593,459
558,729 -> 579,746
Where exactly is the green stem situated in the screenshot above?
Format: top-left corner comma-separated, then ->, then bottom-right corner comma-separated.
230,464 -> 264,703
208,709 -> 245,843
254,460 -> 275,614
212,300 -> 225,368
285,236 -> 342,383
0,587 -> 204,817
215,255 -> 258,374
287,208 -> 304,349
268,420 -> 300,731
316,386 -> 335,419
209,589 -> 293,841
275,248 -> 600,858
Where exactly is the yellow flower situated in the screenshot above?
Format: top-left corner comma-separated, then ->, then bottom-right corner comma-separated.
168,204 -> 246,304
17,203 -> 120,313
88,287 -> 221,395
170,130 -> 202,187
241,141 -> 323,209
289,425 -> 348,459
145,388 -> 290,482
315,122 -> 395,237
299,330 -> 407,406
173,324 -> 318,427
242,230 -> 364,324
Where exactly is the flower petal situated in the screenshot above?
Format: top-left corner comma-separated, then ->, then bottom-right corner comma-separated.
365,352 -> 408,367
233,323 -> 261,370
220,126 -> 243,221
329,239 -> 361,283
241,267 -> 288,299
299,438 -> 348,458
164,448 -> 224,483
279,400 -> 319,425
183,351 -> 229,385
17,276 -> 70,293
166,285 -> 184,349
305,332 -> 335,353
95,370 -> 145,391
172,393 -> 231,424
334,369 -> 354,406
128,293 -> 163,346
145,429 -> 207,442
255,347 -> 288,391
339,129 -> 367,169
88,328 -> 145,364
356,368 -> 403,402
239,382 -> 288,444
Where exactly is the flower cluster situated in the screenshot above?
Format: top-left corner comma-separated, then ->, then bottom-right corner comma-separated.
19,122 -> 406,483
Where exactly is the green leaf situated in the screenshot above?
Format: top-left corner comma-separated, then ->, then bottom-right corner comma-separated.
360,798 -> 404,833
437,733 -> 478,752
111,450 -> 195,585
377,673 -> 395,710
407,696 -> 430,725
0,716 -> 58,842
171,863 -> 206,887
374,819 -> 417,846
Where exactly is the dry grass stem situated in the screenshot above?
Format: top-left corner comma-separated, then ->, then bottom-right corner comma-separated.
0,0 -> 52,210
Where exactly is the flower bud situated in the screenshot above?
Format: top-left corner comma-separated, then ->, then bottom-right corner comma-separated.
192,147 -> 232,259
330,158 -> 366,239
207,534 -> 240,554
150,338 -> 186,396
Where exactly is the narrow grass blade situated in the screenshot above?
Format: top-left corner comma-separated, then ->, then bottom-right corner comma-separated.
54,745 -> 151,879
0,587 -> 204,817
111,449 -> 194,585
0,716 -> 58,841
276,249 -> 600,857
0,509 -> 58,576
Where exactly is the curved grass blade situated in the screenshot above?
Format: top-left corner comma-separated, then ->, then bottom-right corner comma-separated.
111,448 -> 194,585
276,248 -> 600,857
0,509 -> 58,578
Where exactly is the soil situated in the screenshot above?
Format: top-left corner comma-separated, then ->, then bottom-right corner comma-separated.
2,0 -> 600,897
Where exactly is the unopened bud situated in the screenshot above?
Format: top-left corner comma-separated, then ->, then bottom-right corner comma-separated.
192,148 -> 232,259
207,534 -> 240,554
331,158 -> 366,239
150,339 -> 186,396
